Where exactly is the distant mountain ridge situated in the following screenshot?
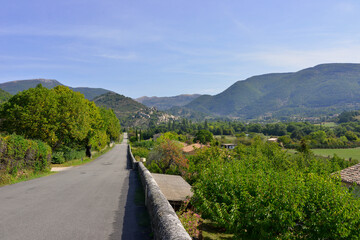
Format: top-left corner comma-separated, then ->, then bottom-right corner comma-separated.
0,79 -> 110,100
93,92 -> 178,128
136,94 -> 201,110
185,63 -> 360,119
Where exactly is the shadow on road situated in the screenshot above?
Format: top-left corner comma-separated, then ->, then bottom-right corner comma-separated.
109,147 -> 152,240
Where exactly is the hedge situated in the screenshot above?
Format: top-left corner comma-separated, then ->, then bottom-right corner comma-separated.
0,134 -> 52,175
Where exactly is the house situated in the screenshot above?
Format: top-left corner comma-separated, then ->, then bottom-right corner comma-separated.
339,163 -> 360,197
221,143 -> 236,150
268,137 -> 278,142
182,143 -> 205,155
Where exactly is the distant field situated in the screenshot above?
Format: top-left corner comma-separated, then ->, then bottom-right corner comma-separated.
214,135 -> 237,142
311,148 -> 360,160
314,122 -> 337,128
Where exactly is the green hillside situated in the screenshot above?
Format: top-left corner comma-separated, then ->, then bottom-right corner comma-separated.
0,88 -> 12,104
93,92 -> 178,128
0,79 -> 63,94
136,94 -> 201,110
0,79 -> 110,100
93,92 -> 145,119
186,63 -> 360,119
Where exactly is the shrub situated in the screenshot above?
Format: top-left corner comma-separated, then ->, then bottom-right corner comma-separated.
132,147 -> 150,159
192,141 -> 360,239
0,134 -> 51,175
177,198 -> 203,239
51,152 -> 65,164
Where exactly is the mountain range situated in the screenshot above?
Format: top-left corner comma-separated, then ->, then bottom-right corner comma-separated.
0,79 -> 110,100
3,63 -> 360,124
93,92 -> 178,128
184,63 -> 360,119
136,94 -> 201,110
0,79 -> 177,128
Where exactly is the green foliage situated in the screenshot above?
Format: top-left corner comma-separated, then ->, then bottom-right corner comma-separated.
186,64 -> 360,119
191,141 -> 360,239
129,136 -> 137,143
147,139 -> 188,176
337,110 -> 360,123
0,88 -> 11,104
100,107 -> 121,141
131,147 -> 150,159
52,152 -> 65,164
194,130 -> 213,144
0,85 -> 120,152
0,134 -> 51,175
131,140 -> 154,149
0,79 -> 109,100
52,146 -> 86,164
177,198 -> 203,238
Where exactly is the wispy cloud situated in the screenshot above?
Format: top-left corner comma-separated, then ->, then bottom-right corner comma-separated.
95,53 -> 138,61
0,25 -> 162,44
163,69 -> 241,77
241,46 -> 360,69
0,55 -> 48,61
0,63 -> 75,70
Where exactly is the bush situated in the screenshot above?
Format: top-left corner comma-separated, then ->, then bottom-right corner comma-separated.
192,141 -> 360,239
52,146 -> 86,163
0,134 -> 51,175
131,147 -> 150,159
131,140 -> 154,150
177,198 -> 202,239
51,152 -> 65,164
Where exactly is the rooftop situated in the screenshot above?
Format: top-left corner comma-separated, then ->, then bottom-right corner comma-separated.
151,173 -> 193,202
340,163 -> 360,185
182,143 -> 205,153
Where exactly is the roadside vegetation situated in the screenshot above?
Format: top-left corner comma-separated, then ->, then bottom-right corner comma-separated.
0,84 -> 121,185
0,134 -> 52,186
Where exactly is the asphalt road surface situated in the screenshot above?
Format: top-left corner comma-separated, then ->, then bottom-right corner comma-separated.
0,134 -> 151,240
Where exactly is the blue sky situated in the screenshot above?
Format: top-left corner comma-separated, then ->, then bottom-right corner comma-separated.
1,0 -> 360,98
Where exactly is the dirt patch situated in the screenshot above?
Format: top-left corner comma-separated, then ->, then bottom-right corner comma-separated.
51,167 -> 73,172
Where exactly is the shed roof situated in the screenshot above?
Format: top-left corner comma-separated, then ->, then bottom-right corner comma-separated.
340,163 -> 360,185
182,143 -> 204,153
151,173 -> 193,202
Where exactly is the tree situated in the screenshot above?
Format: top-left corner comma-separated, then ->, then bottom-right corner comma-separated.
345,131 -> 358,141
194,130 -> 213,144
0,85 -> 120,152
0,84 -> 59,147
148,139 -> 188,176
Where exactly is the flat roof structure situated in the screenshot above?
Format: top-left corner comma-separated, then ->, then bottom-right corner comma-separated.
340,163 -> 360,185
151,173 -> 193,204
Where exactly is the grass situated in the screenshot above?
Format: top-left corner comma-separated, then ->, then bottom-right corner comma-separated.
201,219 -> 234,240
0,169 -> 55,187
119,133 -> 124,144
311,147 -> 360,161
214,135 -> 237,143
314,122 -> 337,128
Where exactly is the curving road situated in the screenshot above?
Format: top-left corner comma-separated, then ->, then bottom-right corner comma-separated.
0,134 -> 151,240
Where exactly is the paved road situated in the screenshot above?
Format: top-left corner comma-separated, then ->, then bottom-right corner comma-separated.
0,135 -> 151,240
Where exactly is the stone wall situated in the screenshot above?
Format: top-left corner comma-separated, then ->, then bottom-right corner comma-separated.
127,145 -> 191,240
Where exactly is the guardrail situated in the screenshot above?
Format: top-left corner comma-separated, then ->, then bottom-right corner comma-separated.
127,145 -> 191,240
